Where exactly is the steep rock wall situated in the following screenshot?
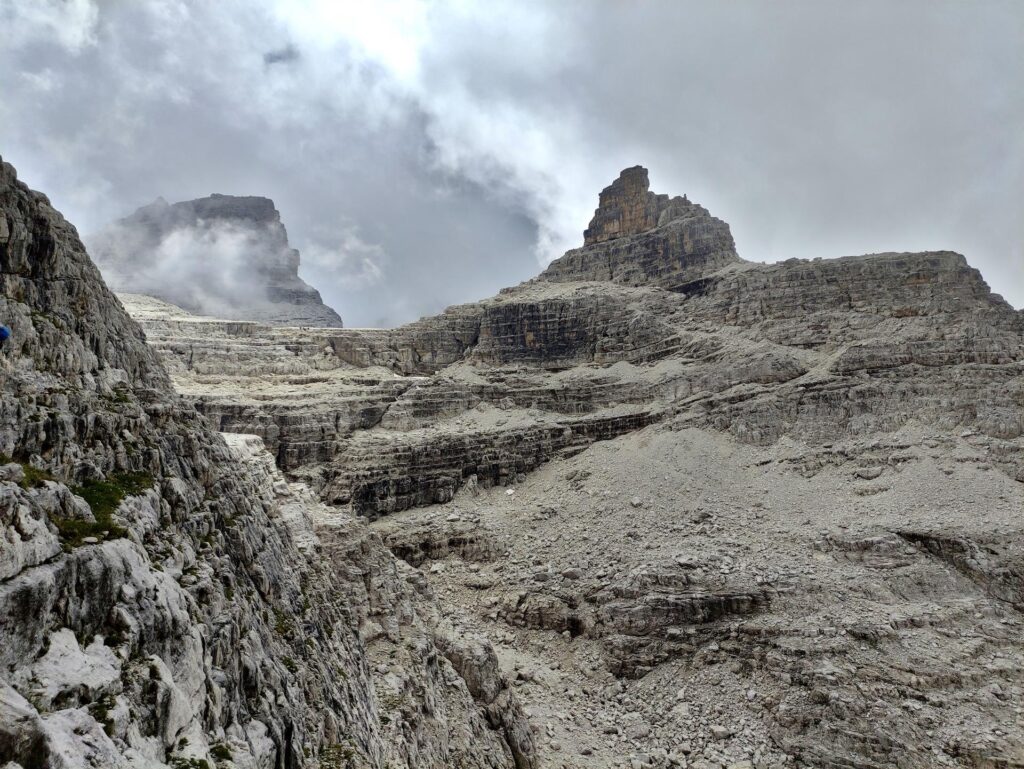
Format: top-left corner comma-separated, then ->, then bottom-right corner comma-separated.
122,168 -> 1024,518
0,158 -> 533,769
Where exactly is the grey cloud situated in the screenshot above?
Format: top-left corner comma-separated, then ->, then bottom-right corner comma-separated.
0,0 -> 1020,326
92,218 -> 281,317
263,44 -> 299,66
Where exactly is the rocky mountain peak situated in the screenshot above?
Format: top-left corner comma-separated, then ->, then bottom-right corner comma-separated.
186,193 -> 279,223
543,166 -> 740,289
583,165 -> 659,245
5,146 -> 1024,769
89,194 -> 344,327
112,159 -> 1024,768
126,194 -> 281,231
583,166 -> 702,246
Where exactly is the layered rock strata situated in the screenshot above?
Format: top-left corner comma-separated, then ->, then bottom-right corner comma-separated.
124,168 -> 1023,521
378,426 -> 1024,768
114,165 -> 1024,768
549,166 -> 741,290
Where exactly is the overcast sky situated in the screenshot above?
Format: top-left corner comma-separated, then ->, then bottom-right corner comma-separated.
2,0 -> 1021,326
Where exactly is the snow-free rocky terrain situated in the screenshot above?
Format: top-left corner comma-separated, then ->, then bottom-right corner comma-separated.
3,159 -> 1023,769
0,157 -> 533,769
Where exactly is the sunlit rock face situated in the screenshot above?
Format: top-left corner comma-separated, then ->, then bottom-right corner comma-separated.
89,193 -> 344,327
544,165 -> 741,290
583,165 -> 664,245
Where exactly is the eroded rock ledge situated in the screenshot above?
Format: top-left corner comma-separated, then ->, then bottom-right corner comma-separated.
87,164 -> 1024,768
123,168 -> 1022,521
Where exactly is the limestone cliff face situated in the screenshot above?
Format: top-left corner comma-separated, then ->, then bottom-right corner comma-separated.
90,194 -> 344,327
0,158 -> 533,768
123,168 -> 1023,516
583,165 -> 663,244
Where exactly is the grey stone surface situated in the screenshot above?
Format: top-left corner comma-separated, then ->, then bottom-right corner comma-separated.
0,157 -> 532,769
16,160 -> 1024,768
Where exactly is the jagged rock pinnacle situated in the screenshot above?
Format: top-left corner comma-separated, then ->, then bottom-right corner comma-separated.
583,166 -> 662,245
544,166 -> 740,289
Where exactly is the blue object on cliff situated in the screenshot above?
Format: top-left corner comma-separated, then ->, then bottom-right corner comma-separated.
0,325 -> 10,347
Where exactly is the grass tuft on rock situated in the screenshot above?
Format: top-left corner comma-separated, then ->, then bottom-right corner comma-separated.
55,471 -> 155,549
209,743 -> 232,762
0,454 -> 55,489
20,464 -> 55,489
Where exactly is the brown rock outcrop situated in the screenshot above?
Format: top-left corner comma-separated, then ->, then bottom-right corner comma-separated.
550,165 -> 741,290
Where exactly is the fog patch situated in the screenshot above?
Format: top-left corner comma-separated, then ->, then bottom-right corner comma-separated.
3,1 -> 1021,323
301,229 -> 386,290
264,44 -> 300,66
90,216 -> 292,320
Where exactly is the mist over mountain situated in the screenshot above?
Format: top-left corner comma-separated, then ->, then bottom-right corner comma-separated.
90,194 -> 344,326
1,3 -> 1023,769
1,1 -> 1021,326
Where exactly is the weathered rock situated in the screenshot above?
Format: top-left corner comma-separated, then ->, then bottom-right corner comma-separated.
898,530 -> 1024,609
0,156 -> 533,769
433,623 -> 537,769
54,163 -> 1024,768
116,167 -> 1022,527
546,165 -> 741,289
377,516 -> 499,567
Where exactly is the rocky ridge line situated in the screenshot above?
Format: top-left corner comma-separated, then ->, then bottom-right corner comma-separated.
120,165 -> 1024,769
125,167 -> 1022,517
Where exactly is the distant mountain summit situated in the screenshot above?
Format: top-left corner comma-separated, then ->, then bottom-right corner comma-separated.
541,166 -> 740,291
90,194 -> 343,327
582,165 -> 701,245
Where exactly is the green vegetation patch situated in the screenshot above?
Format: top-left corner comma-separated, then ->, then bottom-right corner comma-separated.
0,455 -> 55,490
273,608 -> 294,638
20,464 -> 55,489
55,472 -> 155,549
209,743 -> 233,762
170,758 -> 212,769
103,383 -> 133,406
319,742 -> 358,769
88,694 -> 117,736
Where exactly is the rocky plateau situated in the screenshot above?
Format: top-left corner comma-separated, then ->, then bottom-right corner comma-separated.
2,160 -> 1023,769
